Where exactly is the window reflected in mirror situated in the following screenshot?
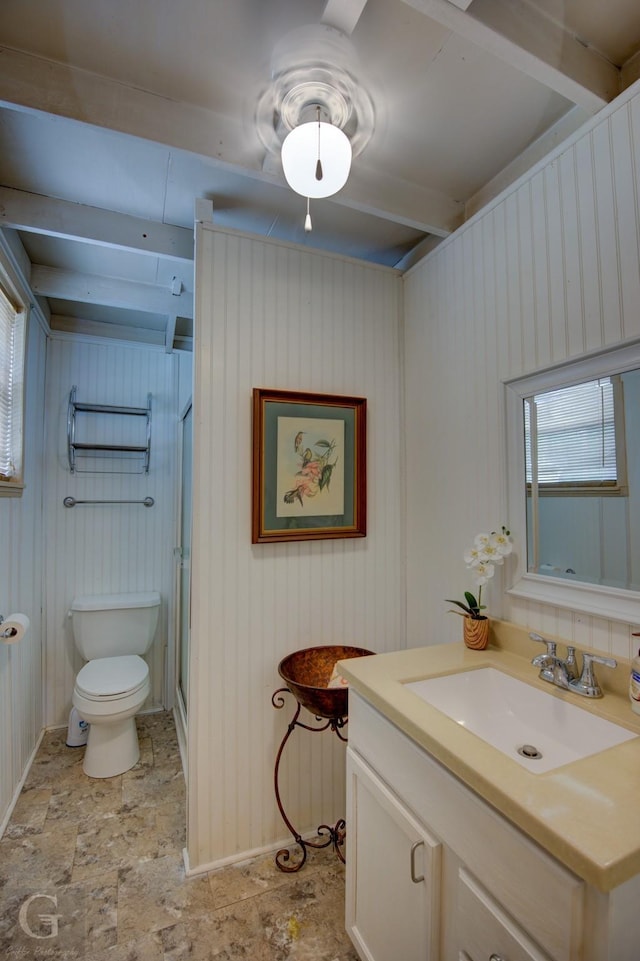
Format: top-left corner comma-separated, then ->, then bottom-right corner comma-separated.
523,368 -> 639,591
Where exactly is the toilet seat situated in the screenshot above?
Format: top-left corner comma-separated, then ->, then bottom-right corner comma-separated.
75,655 -> 149,700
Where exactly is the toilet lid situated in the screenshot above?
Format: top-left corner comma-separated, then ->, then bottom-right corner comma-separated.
76,655 -> 148,697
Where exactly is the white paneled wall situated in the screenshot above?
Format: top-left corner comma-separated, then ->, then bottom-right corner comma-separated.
404,80 -> 640,658
188,227 -> 404,871
0,312 -> 46,830
43,336 -> 179,727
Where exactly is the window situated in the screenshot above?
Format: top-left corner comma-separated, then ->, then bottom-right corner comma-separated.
0,281 -> 26,493
524,376 -> 627,494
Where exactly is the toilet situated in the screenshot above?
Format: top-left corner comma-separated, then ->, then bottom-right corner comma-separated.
70,591 -> 161,778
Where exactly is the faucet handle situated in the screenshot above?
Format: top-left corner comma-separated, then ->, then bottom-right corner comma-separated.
530,633 -> 557,683
569,651 -> 617,698
529,632 -> 557,656
585,652 -> 617,670
564,645 -> 579,680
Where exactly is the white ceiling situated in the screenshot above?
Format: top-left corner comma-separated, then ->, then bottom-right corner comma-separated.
0,0 -> 639,350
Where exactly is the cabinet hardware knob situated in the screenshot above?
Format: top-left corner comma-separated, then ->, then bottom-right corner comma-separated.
410,840 -> 424,883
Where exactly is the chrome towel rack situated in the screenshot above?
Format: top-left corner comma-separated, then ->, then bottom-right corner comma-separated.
63,496 -> 155,508
67,386 -> 152,474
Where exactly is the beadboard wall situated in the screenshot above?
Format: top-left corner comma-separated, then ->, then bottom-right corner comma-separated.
42,336 -> 180,727
404,79 -> 640,658
0,306 -> 46,831
188,227 -> 404,871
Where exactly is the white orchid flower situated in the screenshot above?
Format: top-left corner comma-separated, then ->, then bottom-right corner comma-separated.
471,561 -> 495,586
448,526 -> 512,621
477,541 -> 504,564
464,546 -> 483,566
490,529 -> 513,557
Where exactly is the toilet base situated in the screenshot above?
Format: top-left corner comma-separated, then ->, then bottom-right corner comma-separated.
83,715 -> 140,778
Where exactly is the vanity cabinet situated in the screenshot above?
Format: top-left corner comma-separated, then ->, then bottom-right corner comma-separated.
346,692 -> 586,961
346,749 -> 441,961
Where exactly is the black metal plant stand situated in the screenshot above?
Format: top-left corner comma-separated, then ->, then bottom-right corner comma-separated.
271,686 -> 348,873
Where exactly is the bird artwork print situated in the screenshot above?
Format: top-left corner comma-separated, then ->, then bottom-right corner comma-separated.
283,431 -> 338,507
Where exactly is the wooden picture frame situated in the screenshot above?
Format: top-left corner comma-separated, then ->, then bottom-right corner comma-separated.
252,388 -> 367,544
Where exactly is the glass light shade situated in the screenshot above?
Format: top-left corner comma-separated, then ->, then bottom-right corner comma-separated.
281,121 -> 352,199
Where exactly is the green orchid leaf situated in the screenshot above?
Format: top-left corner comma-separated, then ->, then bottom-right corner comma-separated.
445,599 -> 472,614
464,591 -> 479,610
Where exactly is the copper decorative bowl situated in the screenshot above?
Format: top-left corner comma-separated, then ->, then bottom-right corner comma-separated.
278,645 -> 374,719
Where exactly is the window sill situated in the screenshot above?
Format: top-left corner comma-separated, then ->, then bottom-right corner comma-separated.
0,480 -> 24,497
526,485 -> 628,497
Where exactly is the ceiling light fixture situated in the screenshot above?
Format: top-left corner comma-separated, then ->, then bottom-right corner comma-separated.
255,26 -> 374,235
281,108 -> 352,199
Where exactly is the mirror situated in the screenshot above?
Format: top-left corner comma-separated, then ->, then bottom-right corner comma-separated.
505,342 -> 640,624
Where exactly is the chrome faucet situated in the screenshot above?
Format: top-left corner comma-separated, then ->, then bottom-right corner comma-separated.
570,651 -> 618,698
529,632 -> 616,698
530,633 -> 576,686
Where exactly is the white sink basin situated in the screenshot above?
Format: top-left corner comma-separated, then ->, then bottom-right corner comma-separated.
404,667 -> 637,773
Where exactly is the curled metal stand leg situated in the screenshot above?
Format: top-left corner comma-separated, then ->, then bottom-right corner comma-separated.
272,687 -> 348,872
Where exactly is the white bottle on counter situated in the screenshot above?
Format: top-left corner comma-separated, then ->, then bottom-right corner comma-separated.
630,634 -> 640,715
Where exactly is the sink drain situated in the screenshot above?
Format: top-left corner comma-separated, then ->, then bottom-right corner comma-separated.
518,744 -> 543,760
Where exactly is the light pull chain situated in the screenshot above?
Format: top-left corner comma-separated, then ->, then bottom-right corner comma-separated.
304,197 -> 312,232
315,106 -> 323,182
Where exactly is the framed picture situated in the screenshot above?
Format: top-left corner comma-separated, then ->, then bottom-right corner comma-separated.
252,388 -> 367,543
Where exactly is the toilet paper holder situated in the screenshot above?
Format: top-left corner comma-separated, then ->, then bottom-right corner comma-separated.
0,615 -> 18,638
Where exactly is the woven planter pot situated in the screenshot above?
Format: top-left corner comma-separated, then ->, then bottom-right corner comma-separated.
463,616 -> 489,650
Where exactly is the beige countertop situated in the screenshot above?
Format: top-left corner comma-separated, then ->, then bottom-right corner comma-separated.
338,620 -> 640,893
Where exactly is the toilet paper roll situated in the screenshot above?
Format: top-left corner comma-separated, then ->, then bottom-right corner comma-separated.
0,613 -> 30,644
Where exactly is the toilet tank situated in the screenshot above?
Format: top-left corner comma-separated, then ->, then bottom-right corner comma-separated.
70,591 -> 160,660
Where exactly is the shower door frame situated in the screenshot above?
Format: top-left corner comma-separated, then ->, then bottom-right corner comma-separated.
173,398 -> 192,766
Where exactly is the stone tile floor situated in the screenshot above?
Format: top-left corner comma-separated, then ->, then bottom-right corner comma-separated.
0,712 -> 358,961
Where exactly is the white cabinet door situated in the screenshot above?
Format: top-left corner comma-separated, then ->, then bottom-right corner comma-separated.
346,748 -> 441,961
457,868 -> 553,961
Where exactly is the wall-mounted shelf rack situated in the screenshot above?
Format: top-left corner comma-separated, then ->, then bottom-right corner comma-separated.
67,386 -> 152,474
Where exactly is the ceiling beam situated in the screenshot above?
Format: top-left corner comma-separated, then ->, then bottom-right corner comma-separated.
400,0 -> 620,113
30,265 -> 193,318
321,0 -> 370,35
165,314 -> 177,353
340,163 -> 462,235
0,186 -> 193,263
622,50 -> 640,91
0,46 -> 460,238
394,233 -> 444,271
0,46 -> 258,170
50,313 -> 166,346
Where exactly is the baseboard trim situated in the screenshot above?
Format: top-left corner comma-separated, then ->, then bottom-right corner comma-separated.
182,830 -> 325,878
0,726 -> 46,839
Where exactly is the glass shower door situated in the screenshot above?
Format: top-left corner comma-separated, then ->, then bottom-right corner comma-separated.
178,403 -> 192,711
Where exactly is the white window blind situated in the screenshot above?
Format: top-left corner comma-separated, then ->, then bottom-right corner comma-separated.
525,378 -> 618,486
0,284 -> 25,485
